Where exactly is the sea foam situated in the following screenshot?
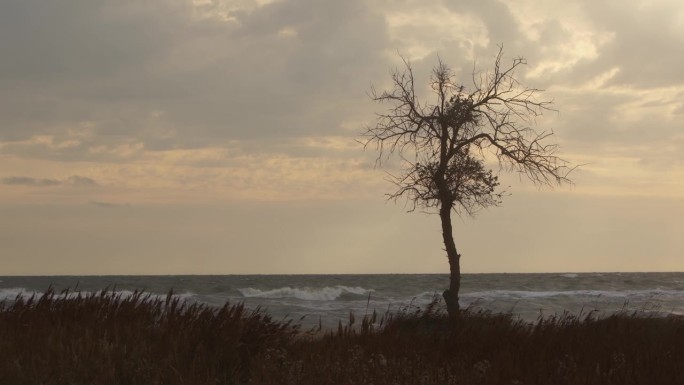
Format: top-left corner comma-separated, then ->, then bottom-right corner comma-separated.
238,286 -> 371,301
0,288 -> 35,301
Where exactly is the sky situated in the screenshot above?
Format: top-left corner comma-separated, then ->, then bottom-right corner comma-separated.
1,0 -> 683,275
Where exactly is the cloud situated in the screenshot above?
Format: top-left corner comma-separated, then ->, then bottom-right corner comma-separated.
67,176 -> 98,186
578,0 -> 684,89
1,175 -> 98,187
675,104 -> 684,115
1,0 -> 683,275
0,0 -> 389,152
0,0 -> 682,204
1,176 -> 61,186
89,201 -> 125,208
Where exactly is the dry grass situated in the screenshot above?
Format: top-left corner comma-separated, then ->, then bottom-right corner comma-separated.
2,289 -> 683,384
0,289 -> 298,384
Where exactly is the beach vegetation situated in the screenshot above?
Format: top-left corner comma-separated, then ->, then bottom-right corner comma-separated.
2,290 -> 684,384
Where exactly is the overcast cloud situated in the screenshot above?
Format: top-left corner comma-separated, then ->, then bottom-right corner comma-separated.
1,0 -> 683,274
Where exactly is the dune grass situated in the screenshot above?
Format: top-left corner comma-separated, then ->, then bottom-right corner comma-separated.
1,289 -> 683,384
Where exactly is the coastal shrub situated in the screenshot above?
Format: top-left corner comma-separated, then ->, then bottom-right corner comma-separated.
1,289 -> 683,384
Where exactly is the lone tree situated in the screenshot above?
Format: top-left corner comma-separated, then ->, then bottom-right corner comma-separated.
363,47 -> 572,316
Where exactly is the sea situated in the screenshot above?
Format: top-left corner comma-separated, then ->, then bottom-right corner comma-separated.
1,273 -> 683,329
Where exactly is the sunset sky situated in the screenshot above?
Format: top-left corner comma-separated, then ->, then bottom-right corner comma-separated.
1,0 -> 683,275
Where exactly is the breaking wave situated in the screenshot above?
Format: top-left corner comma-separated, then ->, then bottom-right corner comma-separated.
237,286 -> 372,301
0,288 -> 36,301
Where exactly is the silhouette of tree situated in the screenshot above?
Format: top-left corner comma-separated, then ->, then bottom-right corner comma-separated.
363,47 -> 573,316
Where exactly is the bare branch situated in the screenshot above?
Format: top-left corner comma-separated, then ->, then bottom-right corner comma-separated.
361,46 -> 574,216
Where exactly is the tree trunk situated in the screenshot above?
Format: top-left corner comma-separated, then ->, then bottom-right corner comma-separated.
439,202 -> 461,317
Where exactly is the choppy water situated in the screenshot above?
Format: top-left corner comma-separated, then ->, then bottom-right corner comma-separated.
2,273 -> 683,328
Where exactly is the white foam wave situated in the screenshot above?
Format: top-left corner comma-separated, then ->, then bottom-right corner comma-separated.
0,288 -> 37,301
559,273 -> 579,278
238,286 -> 371,301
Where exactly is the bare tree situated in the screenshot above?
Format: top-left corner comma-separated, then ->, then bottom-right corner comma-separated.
363,47 -> 573,316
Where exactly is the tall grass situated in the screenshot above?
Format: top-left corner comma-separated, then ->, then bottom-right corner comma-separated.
0,289 -> 298,384
2,289 -> 683,384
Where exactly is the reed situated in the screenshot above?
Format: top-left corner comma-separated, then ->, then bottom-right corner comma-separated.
2,289 -> 683,384
0,288 -> 298,384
